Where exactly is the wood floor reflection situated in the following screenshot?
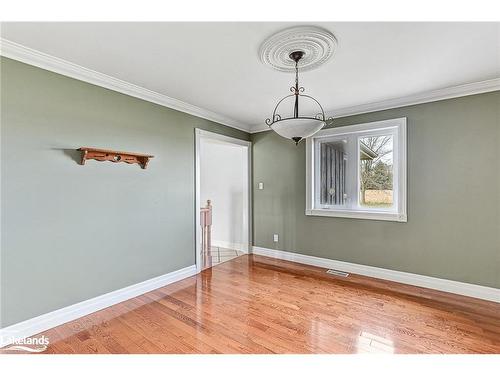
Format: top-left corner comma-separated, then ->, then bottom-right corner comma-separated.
8,254 -> 500,354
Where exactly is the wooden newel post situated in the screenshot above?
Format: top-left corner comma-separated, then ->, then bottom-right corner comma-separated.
200,200 -> 213,269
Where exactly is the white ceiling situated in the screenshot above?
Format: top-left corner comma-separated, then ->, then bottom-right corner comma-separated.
1,22 -> 499,132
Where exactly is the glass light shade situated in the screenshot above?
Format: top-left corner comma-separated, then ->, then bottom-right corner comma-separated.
270,118 -> 325,143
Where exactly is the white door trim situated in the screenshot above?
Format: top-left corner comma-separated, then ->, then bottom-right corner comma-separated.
195,129 -> 252,272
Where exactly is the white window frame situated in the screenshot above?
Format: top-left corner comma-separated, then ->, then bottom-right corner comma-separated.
306,117 -> 407,222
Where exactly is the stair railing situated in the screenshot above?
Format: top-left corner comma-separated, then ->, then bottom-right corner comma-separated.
200,200 -> 212,269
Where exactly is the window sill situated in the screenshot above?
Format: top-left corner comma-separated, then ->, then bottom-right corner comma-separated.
305,209 -> 407,222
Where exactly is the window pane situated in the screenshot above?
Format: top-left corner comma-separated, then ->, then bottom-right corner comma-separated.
359,135 -> 393,208
319,139 -> 347,206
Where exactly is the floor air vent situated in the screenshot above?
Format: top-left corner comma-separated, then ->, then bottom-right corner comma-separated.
326,269 -> 349,277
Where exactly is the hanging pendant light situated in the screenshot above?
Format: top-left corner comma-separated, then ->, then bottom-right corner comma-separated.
265,51 -> 332,145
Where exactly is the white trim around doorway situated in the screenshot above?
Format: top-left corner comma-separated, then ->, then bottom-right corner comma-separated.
194,129 -> 252,273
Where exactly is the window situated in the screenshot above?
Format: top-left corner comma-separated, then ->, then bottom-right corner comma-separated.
306,118 -> 407,222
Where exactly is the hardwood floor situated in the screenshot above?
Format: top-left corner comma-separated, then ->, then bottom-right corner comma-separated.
5,254 -> 500,354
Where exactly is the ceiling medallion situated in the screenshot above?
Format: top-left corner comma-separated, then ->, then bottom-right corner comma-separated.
260,26 -> 336,144
259,26 -> 337,73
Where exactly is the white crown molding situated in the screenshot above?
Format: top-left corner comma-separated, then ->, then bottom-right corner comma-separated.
0,38 -> 251,133
0,265 -> 197,348
252,246 -> 500,303
250,78 -> 500,133
2,39 -> 498,136
251,123 -> 272,133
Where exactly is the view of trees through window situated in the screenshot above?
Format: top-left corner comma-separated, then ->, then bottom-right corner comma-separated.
359,135 -> 394,208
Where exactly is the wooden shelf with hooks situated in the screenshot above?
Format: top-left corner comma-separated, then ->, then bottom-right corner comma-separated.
77,147 -> 154,169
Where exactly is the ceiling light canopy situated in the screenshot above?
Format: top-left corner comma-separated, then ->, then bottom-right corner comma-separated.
260,26 -> 336,144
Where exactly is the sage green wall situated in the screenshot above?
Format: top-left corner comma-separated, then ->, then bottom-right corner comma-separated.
0,57 -> 250,327
252,91 -> 500,288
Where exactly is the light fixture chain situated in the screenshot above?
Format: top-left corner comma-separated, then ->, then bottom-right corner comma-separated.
295,60 -> 299,93
294,60 -> 299,118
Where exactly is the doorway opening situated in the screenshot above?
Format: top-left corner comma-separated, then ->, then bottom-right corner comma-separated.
195,129 -> 251,272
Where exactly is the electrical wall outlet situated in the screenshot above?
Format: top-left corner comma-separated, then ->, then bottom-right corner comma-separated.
273,234 -> 279,242
258,182 -> 264,190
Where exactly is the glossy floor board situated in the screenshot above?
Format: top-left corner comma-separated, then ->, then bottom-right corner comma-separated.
5,254 -> 500,354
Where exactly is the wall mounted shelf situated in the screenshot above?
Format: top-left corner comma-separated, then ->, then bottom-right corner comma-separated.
77,147 -> 154,169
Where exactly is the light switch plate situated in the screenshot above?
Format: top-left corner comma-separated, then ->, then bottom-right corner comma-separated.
273,234 -> 279,242
258,182 -> 264,190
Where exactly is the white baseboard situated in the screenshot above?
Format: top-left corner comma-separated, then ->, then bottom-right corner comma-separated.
252,246 -> 500,303
0,265 -> 197,348
212,240 -> 249,253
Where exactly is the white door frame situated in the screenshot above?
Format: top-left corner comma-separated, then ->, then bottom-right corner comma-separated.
194,128 -> 252,273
